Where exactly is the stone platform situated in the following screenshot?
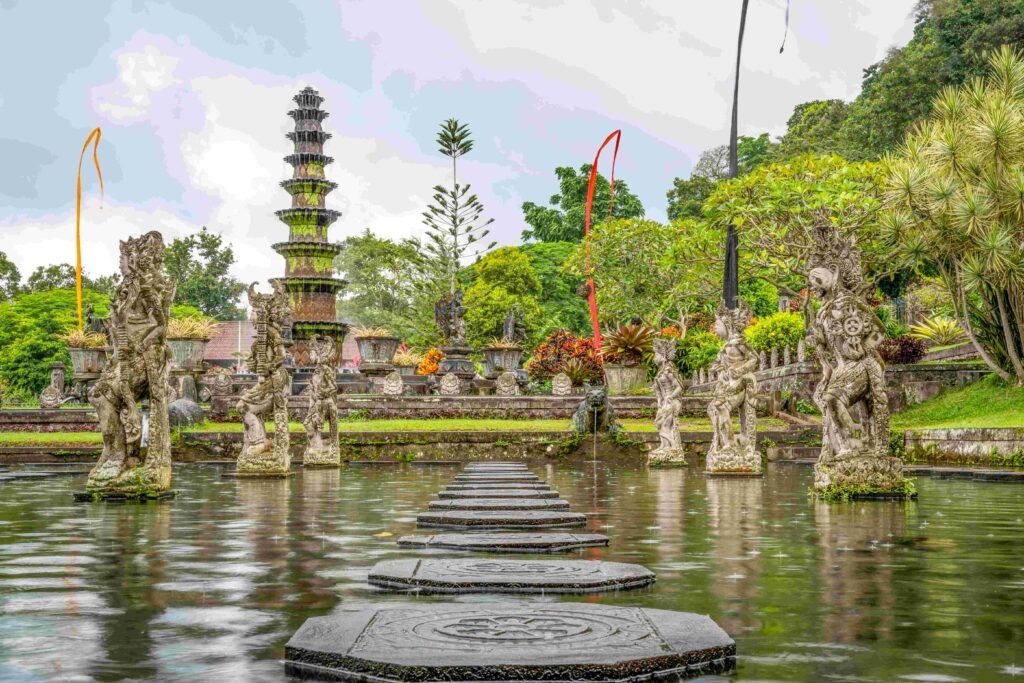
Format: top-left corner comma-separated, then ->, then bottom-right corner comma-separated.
285,603 -> 735,681
397,532 -> 610,553
445,483 -> 551,491
367,558 -> 654,594
417,509 -> 588,529
437,488 -> 559,499
453,474 -> 541,483
427,498 -> 570,511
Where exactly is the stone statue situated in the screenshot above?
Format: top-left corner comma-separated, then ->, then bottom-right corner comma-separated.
382,371 -> 404,396
571,385 -> 622,437
302,335 -> 339,467
85,231 -> 176,499
235,281 -> 292,476
39,362 -> 66,409
501,303 -> 527,345
648,338 -> 686,465
551,372 -> 572,396
434,289 -> 467,346
439,372 -> 461,395
706,298 -> 761,474
807,231 -> 904,496
495,371 -> 518,396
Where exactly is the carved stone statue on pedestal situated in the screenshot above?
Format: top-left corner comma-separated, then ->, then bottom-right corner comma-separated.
84,231 -> 176,499
234,281 -> 292,477
705,298 -> 761,475
502,303 -> 527,345
808,231 -> 907,498
435,288 -> 475,379
302,335 -> 339,467
648,338 -> 686,465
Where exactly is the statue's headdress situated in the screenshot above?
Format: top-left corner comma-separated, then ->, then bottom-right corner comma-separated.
653,337 -> 677,360
809,224 -> 867,296
717,296 -> 753,336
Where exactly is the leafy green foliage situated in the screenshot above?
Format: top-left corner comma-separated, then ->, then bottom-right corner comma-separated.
739,279 -> 779,318
462,247 -> 544,348
525,329 -> 602,384
521,164 -> 645,243
520,242 -> 591,337
164,227 -> 245,320
0,288 -> 110,394
676,329 -> 722,376
0,251 -> 21,302
775,100 -> 850,160
879,335 -> 928,364
666,175 -> 717,221
745,312 -> 805,352
335,229 -> 434,344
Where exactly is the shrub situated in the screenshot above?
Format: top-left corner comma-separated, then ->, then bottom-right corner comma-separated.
874,305 -> 907,339
525,329 -> 602,383
879,335 -> 927,364
739,279 -> 779,318
745,312 -> 804,352
909,316 -> 966,347
676,329 -> 722,376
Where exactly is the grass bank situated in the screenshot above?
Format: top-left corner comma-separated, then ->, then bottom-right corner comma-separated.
893,375 -> 1024,430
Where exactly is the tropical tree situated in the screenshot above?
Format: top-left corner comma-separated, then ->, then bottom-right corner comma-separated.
462,247 -> 544,347
564,218 -> 720,329
25,264 -> 79,292
422,119 -> 495,296
882,46 -> 1024,383
521,164 -> 645,242
164,227 -> 245,320
0,251 -> 21,301
703,154 -> 890,300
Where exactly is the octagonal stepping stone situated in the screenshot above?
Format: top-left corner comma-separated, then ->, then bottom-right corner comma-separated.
453,474 -> 540,483
464,463 -> 528,469
417,509 -> 587,529
445,483 -> 551,491
367,558 -> 655,594
438,488 -> 559,499
285,603 -> 735,681
427,498 -> 570,512
397,532 -> 610,553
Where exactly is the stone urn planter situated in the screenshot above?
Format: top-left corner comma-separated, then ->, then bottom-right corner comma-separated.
603,363 -> 647,395
483,346 -> 523,378
356,336 -> 400,374
167,338 -> 209,372
394,364 -> 418,377
69,347 -> 109,375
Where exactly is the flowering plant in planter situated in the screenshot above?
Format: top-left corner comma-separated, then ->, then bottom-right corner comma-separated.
59,329 -> 108,348
601,323 -> 654,365
417,348 -> 444,375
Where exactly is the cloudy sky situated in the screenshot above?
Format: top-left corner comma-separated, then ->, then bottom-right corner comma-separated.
0,0 -> 917,285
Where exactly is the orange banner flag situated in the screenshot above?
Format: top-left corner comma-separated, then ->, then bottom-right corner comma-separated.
75,128 -> 104,330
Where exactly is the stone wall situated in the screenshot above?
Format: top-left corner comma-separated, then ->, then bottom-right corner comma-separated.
689,360 -> 989,413
904,428 -> 1024,464
0,409 -> 98,432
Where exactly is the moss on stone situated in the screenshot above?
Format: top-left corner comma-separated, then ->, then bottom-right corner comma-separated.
815,477 -> 917,502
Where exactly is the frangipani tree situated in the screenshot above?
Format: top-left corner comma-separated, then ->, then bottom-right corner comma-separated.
882,46 -> 1024,384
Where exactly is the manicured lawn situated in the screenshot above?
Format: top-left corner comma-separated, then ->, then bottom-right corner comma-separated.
189,419 -> 574,433
0,431 -> 102,445
893,375 -> 1024,430
620,416 -> 791,432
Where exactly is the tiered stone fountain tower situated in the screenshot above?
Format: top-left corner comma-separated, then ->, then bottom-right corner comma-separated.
271,86 -> 347,367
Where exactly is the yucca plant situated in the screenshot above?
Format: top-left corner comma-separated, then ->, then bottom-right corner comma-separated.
882,46 -> 1024,384
59,329 -> 108,348
487,337 -> 522,349
909,316 -> 967,346
351,326 -> 393,338
393,349 -> 423,368
601,323 -> 654,365
167,316 -> 219,339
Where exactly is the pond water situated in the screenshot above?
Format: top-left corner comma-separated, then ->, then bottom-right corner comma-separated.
1,461 -> 1023,682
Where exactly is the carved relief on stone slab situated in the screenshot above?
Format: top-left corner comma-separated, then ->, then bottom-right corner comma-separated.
551,372 -> 572,396
382,371 -> 404,396
495,371 -> 518,396
797,339 -> 807,362
439,372 -> 462,396
39,362 -> 65,409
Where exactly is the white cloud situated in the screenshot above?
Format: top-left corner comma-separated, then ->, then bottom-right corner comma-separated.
93,44 -> 181,123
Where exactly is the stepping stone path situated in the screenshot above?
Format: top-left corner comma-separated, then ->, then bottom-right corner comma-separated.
368,558 -> 655,593
286,461 -> 736,680
427,497 -> 571,511
437,488 -> 560,499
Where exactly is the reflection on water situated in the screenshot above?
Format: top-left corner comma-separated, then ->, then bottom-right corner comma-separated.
1,461 -> 1023,681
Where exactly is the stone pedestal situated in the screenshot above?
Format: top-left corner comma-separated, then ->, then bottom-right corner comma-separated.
813,455 -> 910,499
440,346 -> 476,379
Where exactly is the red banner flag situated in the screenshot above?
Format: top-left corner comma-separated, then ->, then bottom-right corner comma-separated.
583,130 -> 621,353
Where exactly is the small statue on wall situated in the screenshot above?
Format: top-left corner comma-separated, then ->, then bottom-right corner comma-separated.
502,303 -> 527,345
39,362 -> 66,409
648,338 -> 686,465
435,288 -> 467,347
85,231 -> 176,499
706,298 -> 761,475
571,385 -> 623,437
302,335 -> 339,467
235,281 -> 292,477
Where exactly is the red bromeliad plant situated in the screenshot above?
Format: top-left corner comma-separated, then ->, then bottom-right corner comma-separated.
525,329 -> 603,384
601,323 -> 654,366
